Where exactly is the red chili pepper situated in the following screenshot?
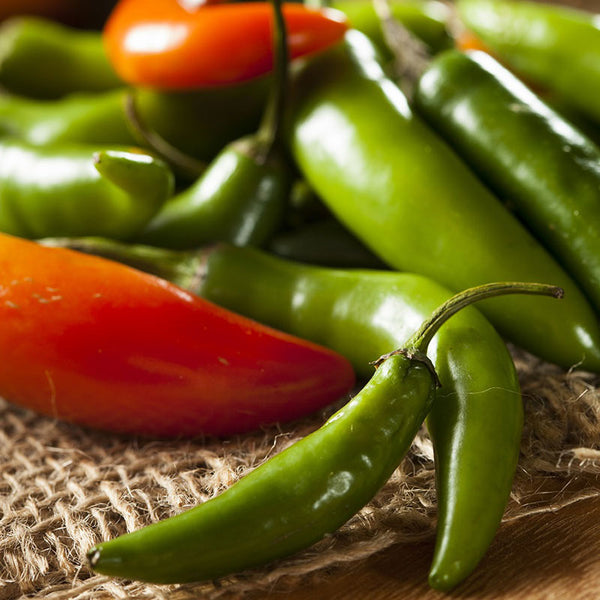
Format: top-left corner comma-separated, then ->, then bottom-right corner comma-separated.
103,0 -> 349,88
0,234 -> 355,437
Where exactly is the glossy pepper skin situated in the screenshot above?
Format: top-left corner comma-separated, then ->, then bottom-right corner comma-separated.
0,82 -> 267,160
0,16 -> 122,99
137,137 -> 290,248
45,237 -> 524,590
414,49 -> 600,316
285,30 -> 600,372
0,234 -> 355,438
0,140 -> 173,239
457,0 -> 600,125
0,90 -> 135,147
103,0 -> 349,89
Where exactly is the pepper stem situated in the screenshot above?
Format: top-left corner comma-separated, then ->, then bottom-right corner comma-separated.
39,237 -> 205,291
371,0 -> 431,97
255,0 -> 289,163
409,282 -> 564,352
122,92 -> 207,180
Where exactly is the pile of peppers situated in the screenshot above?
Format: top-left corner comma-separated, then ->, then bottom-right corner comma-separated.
1,0 -> 600,593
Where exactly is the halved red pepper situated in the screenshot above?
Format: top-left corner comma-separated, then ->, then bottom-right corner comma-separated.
0,234 -> 355,437
103,0 -> 349,88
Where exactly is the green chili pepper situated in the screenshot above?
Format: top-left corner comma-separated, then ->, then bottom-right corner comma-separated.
285,30 -> 600,372
0,140 -> 173,239
0,90 -> 134,147
413,49 -> 600,317
0,82 -> 266,159
331,0 -> 452,58
136,0 -> 293,249
87,279 -> 560,584
135,137 -> 290,248
456,0 -> 600,125
42,237 -> 530,590
0,16 -> 122,99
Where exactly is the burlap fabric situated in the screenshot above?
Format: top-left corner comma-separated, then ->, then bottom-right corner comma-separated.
1,347 -> 600,600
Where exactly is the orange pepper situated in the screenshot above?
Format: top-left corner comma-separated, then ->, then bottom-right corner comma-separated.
103,0 -> 349,88
0,234 -> 355,437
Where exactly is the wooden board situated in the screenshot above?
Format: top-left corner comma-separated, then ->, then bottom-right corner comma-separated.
257,491 -> 600,599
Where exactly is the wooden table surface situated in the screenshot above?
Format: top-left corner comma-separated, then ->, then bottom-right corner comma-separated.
259,489 -> 600,599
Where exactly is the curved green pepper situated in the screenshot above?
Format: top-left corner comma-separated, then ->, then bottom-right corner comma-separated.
198,245 -> 523,592
136,136 -> 290,248
42,237 -> 525,590
285,30 -> 600,372
0,140 -> 173,239
331,0 -> 452,58
0,16 -> 122,99
457,0 -> 600,125
87,280 -> 558,584
413,49 -> 600,316
89,346 -> 435,583
0,81 -> 267,159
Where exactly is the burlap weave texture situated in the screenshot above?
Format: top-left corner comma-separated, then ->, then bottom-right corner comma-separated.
1,348 -> 600,600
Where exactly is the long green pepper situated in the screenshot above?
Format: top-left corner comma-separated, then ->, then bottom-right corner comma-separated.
457,0 -> 600,126
285,30 -> 600,372
414,49 -> 600,316
87,280 -> 561,584
172,244 -> 528,592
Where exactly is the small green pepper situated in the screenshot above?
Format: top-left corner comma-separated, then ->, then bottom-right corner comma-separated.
457,0 -> 600,125
0,140 -> 173,239
414,49 -> 600,317
135,136 -> 290,248
87,280 -> 560,584
136,0 -> 293,249
285,30 -> 600,372
0,16 -> 122,99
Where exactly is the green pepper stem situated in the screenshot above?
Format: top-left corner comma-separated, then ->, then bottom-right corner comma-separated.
409,281 -> 564,352
371,0 -> 431,95
255,0 -> 289,163
122,92 -> 207,180
39,237 -> 203,290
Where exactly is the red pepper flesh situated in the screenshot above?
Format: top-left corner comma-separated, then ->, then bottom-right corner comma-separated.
103,0 -> 349,88
0,234 -> 355,437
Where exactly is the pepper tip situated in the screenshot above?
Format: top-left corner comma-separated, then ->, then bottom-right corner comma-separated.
87,546 -> 102,569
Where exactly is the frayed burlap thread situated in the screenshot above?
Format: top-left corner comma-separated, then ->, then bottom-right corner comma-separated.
1,348 -> 600,600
